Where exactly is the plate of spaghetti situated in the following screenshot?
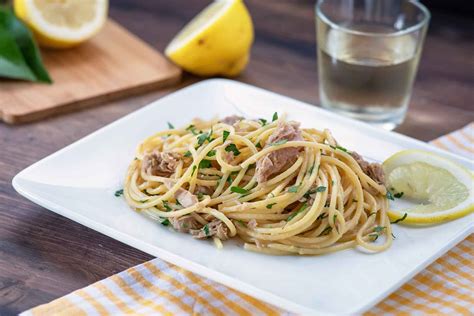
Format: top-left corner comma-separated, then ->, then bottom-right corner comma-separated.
13,80 -> 473,315
124,114 -> 393,255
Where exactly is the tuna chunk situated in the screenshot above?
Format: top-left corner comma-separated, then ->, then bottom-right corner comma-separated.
351,152 -> 385,185
255,121 -> 303,183
142,151 -> 181,176
220,115 -> 243,126
170,215 -> 201,233
175,189 -> 199,207
190,219 -> 229,240
163,180 -> 198,208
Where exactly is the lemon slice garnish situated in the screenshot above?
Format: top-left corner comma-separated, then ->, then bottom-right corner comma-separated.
165,0 -> 253,77
14,0 -> 108,48
383,149 -> 473,225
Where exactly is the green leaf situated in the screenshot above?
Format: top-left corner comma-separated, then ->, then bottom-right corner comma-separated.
199,159 -> 212,169
258,118 -> 267,126
225,143 -> 240,156
394,192 -> 404,198
288,185 -> 299,193
255,141 -> 262,149
206,150 -> 216,157
329,145 -> 349,153
266,203 -> 277,209
270,139 -> 287,146
386,191 -> 395,201
186,125 -> 198,135
272,112 -> 278,122
0,8 -> 51,83
114,189 -> 123,197
286,203 -> 307,221
184,150 -> 192,157
191,165 -> 197,176
203,224 -> 210,236
159,217 -> 170,226
223,130 -> 230,142
230,186 -> 249,195
162,200 -> 172,212
390,213 -> 408,224
167,122 -> 174,129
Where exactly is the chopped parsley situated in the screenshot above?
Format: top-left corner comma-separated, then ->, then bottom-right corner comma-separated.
329,145 -> 349,153
167,122 -> 174,129
197,131 -> 211,146
255,141 -> 262,149
374,226 -> 386,232
114,189 -> 123,197
162,200 -> 172,212
270,139 -> 288,146
191,165 -> 197,176
184,150 -> 192,157
223,130 -> 230,142
225,143 -> 241,156
272,112 -> 278,122
186,124 -> 198,135
159,217 -> 170,226
266,203 -> 277,209
317,213 -> 328,220
199,159 -> 212,169
288,185 -> 299,193
369,233 -> 379,242
197,192 -> 204,201
286,203 -> 307,221
386,191 -> 395,201
333,214 -> 338,224
258,118 -> 267,126
206,150 -> 216,157
230,186 -> 249,195
394,192 -> 404,198
320,226 -> 332,236
140,199 -> 149,203
304,186 -> 326,198
203,224 -> 210,236
390,213 -> 408,224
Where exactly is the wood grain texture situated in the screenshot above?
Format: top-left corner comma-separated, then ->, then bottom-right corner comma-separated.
0,1 -> 473,315
0,20 -> 181,124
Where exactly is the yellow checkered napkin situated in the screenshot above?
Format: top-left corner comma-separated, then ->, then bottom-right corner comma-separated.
22,123 -> 474,316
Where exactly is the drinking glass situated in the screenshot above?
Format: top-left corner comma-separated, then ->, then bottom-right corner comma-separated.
316,0 -> 430,130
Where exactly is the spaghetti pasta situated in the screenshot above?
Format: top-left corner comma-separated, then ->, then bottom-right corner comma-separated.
124,114 -> 393,255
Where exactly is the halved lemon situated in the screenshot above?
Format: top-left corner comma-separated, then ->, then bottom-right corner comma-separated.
165,0 -> 254,77
383,149 -> 473,225
14,0 -> 108,48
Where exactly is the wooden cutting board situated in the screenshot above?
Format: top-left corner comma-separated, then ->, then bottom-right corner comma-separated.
0,20 -> 181,124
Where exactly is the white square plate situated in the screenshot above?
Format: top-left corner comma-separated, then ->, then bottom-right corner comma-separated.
13,79 -> 473,315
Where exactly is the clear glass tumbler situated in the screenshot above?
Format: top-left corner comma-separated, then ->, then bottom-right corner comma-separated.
316,0 -> 430,130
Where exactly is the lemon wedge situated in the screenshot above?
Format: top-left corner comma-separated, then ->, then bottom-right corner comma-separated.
165,0 -> 254,77
383,150 -> 473,225
14,0 -> 108,48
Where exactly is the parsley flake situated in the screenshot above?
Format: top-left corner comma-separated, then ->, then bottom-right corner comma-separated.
162,200 -> 172,212
203,224 -> 210,236
223,130 -> 230,142
272,112 -> 278,122
288,185 -> 299,193
390,213 -> 408,224
184,150 -> 192,157
199,160 -> 212,169
225,143 -> 241,156
270,139 -> 288,146
206,150 -> 216,157
386,191 -> 395,201
114,189 -> 123,197
266,203 -> 277,209
287,203 -> 308,221
230,186 -> 249,195
167,122 -> 174,129
255,141 -> 262,149
258,118 -> 267,126
394,192 -> 404,198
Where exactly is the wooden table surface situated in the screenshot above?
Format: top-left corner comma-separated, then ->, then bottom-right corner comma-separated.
1,1 -> 473,314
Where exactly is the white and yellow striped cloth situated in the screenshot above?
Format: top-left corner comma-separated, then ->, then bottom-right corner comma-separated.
22,123 -> 474,316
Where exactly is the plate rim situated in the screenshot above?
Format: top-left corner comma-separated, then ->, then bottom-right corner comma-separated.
12,78 -> 474,315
